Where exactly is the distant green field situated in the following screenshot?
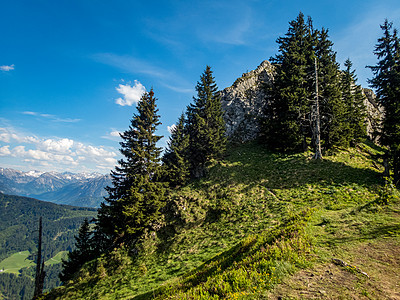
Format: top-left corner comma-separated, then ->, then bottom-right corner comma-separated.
0,250 -> 69,274
0,251 -> 34,274
45,251 -> 68,266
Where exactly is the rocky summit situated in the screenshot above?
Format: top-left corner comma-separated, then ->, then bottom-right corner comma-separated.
220,60 -> 383,143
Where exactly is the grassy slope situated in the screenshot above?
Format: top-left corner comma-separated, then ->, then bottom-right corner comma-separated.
47,141 -> 400,299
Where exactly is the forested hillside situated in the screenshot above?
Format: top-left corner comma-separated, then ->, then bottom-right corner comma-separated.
0,193 -> 97,299
45,13 -> 400,299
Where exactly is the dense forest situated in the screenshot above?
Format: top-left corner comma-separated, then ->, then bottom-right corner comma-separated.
0,193 -> 96,299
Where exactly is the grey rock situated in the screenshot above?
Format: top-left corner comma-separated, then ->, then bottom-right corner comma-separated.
220,60 -> 383,143
220,60 -> 274,143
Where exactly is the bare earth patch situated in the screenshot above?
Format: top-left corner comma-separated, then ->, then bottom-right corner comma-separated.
267,239 -> 400,299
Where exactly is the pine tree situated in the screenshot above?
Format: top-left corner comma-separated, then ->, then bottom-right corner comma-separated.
162,113 -> 189,187
368,20 -> 400,186
341,58 -> 367,145
186,66 -> 226,178
59,218 -> 93,283
97,89 -> 166,244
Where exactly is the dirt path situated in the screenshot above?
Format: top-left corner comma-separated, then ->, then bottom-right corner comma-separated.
267,239 -> 400,299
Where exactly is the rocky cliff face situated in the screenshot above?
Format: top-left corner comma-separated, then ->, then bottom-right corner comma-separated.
220,61 -> 274,143
220,60 -> 383,143
363,88 -> 383,142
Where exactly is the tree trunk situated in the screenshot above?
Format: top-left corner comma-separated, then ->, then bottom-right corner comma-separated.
313,57 -> 323,160
33,217 -> 46,299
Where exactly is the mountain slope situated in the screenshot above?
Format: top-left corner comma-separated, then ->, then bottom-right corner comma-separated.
0,168 -> 110,207
36,175 -> 111,207
0,193 -> 97,299
46,141 -> 400,299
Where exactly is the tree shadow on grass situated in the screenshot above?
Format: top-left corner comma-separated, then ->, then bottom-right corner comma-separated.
206,143 -> 383,193
328,223 -> 400,245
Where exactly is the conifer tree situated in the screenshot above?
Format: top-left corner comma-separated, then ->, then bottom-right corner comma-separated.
60,218 -> 93,283
368,20 -> 400,186
97,89 -> 166,244
186,66 -> 226,178
162,113 -> 189,187
264,13 -> 347,152
341,58 -> 367,145
315,28 -> 347,149
265,13 -> 316,151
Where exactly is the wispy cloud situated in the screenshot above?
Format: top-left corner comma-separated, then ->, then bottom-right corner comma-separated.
0,64 -> 14,71
160,83 -> 193,94
22,111 -> 81,123
93,53 -> 168,79
202,13 -> 252,46
115,81 -> 146,106
93,53 -> 193,94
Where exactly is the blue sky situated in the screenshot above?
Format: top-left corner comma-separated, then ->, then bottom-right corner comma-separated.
1,0 -> 400,174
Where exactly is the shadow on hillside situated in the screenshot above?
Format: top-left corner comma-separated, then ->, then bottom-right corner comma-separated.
328,223 -> 400,245
207,146 -> 383,193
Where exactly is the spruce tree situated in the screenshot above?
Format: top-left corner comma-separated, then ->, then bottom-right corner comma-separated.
264,13 -> 347,152
265,13 -> 315,151
97,89 -> 166,244
60,218 -> 93,283
315,28 -> 347,149
186,66 -> 226,178
368,20 -> 400,186
162,113 -> 189,187
341,58 -> 367,145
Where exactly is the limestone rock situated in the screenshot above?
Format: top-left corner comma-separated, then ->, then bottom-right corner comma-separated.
220,60 -> 274,143
363,88 -> 383,142
220,60 -> 383,143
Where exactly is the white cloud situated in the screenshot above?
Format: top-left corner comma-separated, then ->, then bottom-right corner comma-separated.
0,146 -> 11,156
0,127 -> 38,144
102,130 -> 122,141
110,131 -> 121,137
167,124 -> 177,134
0,126 -> 119,173
0,64 -> 14,71
40,138 -> 74,153
115,81 -> 146,106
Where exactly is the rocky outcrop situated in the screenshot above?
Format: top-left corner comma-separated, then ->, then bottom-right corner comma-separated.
220,60 -> 383,143
363,88 -> 383,142
220,61 -> 274,143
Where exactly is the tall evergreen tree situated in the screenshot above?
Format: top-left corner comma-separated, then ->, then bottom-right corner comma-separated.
186,66 -> 226,178
315,28 -> 347,149
162,113 -> 189,187
263,13 -> 347,152
59,218 -> 93,283
368,20 -> 400,186
341,58 -> 367,145
265,13 -> 313,151
97,89 -> 166,245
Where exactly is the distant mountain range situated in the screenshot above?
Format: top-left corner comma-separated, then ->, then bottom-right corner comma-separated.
0,167 -> 111,207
